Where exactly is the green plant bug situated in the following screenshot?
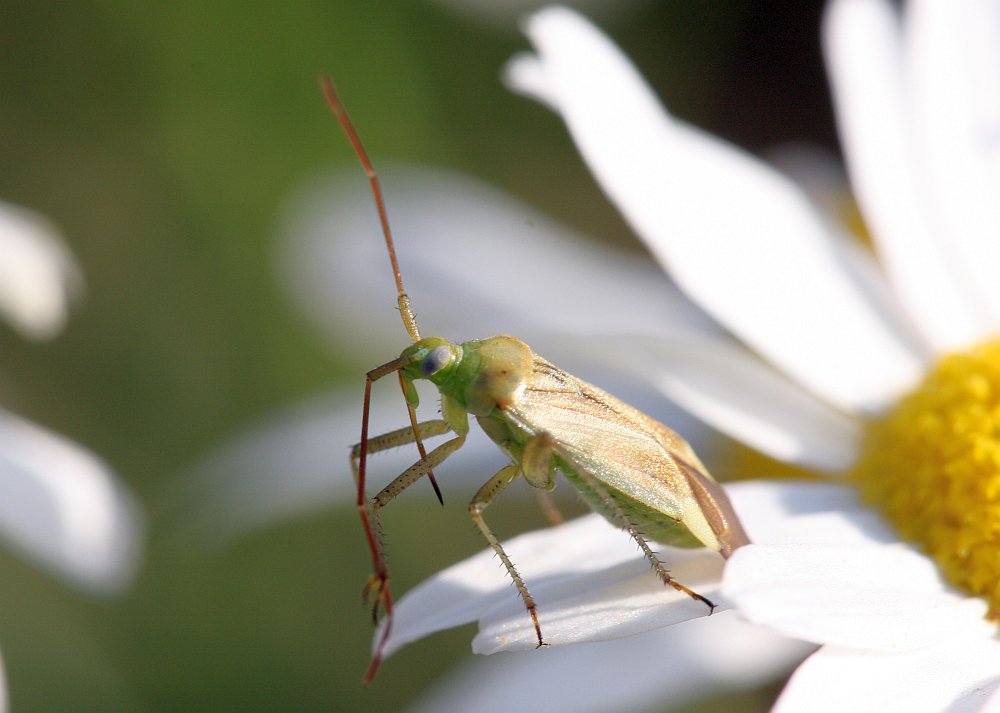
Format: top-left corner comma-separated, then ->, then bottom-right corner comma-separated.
321,77 -> 752,684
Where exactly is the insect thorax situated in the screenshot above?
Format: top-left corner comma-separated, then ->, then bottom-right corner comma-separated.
411,334 -> 534,418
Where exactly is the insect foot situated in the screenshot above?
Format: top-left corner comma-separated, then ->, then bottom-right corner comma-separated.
362,572 -> 391,624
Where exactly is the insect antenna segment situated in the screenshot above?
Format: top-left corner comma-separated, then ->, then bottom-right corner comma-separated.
320,75 -> 421,344
322,77 -> 444,530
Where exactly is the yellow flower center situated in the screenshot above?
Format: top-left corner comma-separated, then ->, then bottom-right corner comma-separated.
851,340 -> 1000,614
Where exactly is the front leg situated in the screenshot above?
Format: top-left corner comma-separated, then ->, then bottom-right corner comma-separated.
359,430 -> 466,683
349,419 -> 452,484
350,418 -> 454,621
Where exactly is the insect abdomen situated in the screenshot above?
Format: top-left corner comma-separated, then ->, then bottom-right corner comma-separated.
559,462 -> 706,548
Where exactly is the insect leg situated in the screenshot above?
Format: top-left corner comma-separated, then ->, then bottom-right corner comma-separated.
363,432 -> 466,683
583,469 -> 716,612
357,357 -> 412,585
400,372 -> 444,504
534,490 -> 565,526
531,433 -> 716,614
370,434 -> 466,511
468,465 -> 546,649
521,436 -> 566,524
349,420 -> 452,486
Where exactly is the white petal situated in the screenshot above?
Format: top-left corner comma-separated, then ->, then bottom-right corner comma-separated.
472,546 -> 721,655
723,542 -> 992,652
728,480 -> 898,546
0,410 -> 143,592
768,144 -> 932,355
766,144 -> 853,229
0,202 -> 81,340
578,334 -> 861,471
774,634 -> 1000,713
986,683 -> 1000,713
508,6 -> 923,414
506,53 -> 556,111
381,512 -> 722,659
823,0 -> 992,349
383,481 -> 874,662
278,164 -> 717,364
404,613 -> 812,713
907,0 -> 1000,325
165,385 -> 505,546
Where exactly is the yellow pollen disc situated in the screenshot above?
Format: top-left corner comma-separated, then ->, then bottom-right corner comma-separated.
851,339 -> 1000,615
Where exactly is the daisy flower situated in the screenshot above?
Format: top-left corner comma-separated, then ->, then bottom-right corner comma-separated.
378,2 -> 1000,711
177,1 -> 1000,710
0,201 -> 144,711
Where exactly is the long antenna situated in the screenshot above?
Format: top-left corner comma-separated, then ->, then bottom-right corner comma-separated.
321,75 -> 421,343
323,75 -> 444,532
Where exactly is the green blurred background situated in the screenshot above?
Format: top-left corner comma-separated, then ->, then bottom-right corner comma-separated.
0,1 -> 832,711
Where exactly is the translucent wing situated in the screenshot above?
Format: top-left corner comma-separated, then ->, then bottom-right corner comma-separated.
505,355 -> 748,555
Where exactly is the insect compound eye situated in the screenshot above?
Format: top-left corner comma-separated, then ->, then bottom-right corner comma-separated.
420,345 -> 453,376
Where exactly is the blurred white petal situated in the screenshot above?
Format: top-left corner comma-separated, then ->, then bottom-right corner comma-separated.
724,543 -> 992,652
405,612 -> 812,713
773,634 -> 1000,713
277,163 -> 719,364
577,333 -> 860,471
507,6 -> 923,415
767,144 -> 931,355
823,0 -> 992,348
166,385 -> 505,546
907,0 -> 1000,324
0,410 -> 142,592
0,201 -> 82,341
506,53 -> 555,109
766,144 -> 853,229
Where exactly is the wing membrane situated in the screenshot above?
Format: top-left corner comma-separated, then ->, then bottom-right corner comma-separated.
508,358 -> 705,526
